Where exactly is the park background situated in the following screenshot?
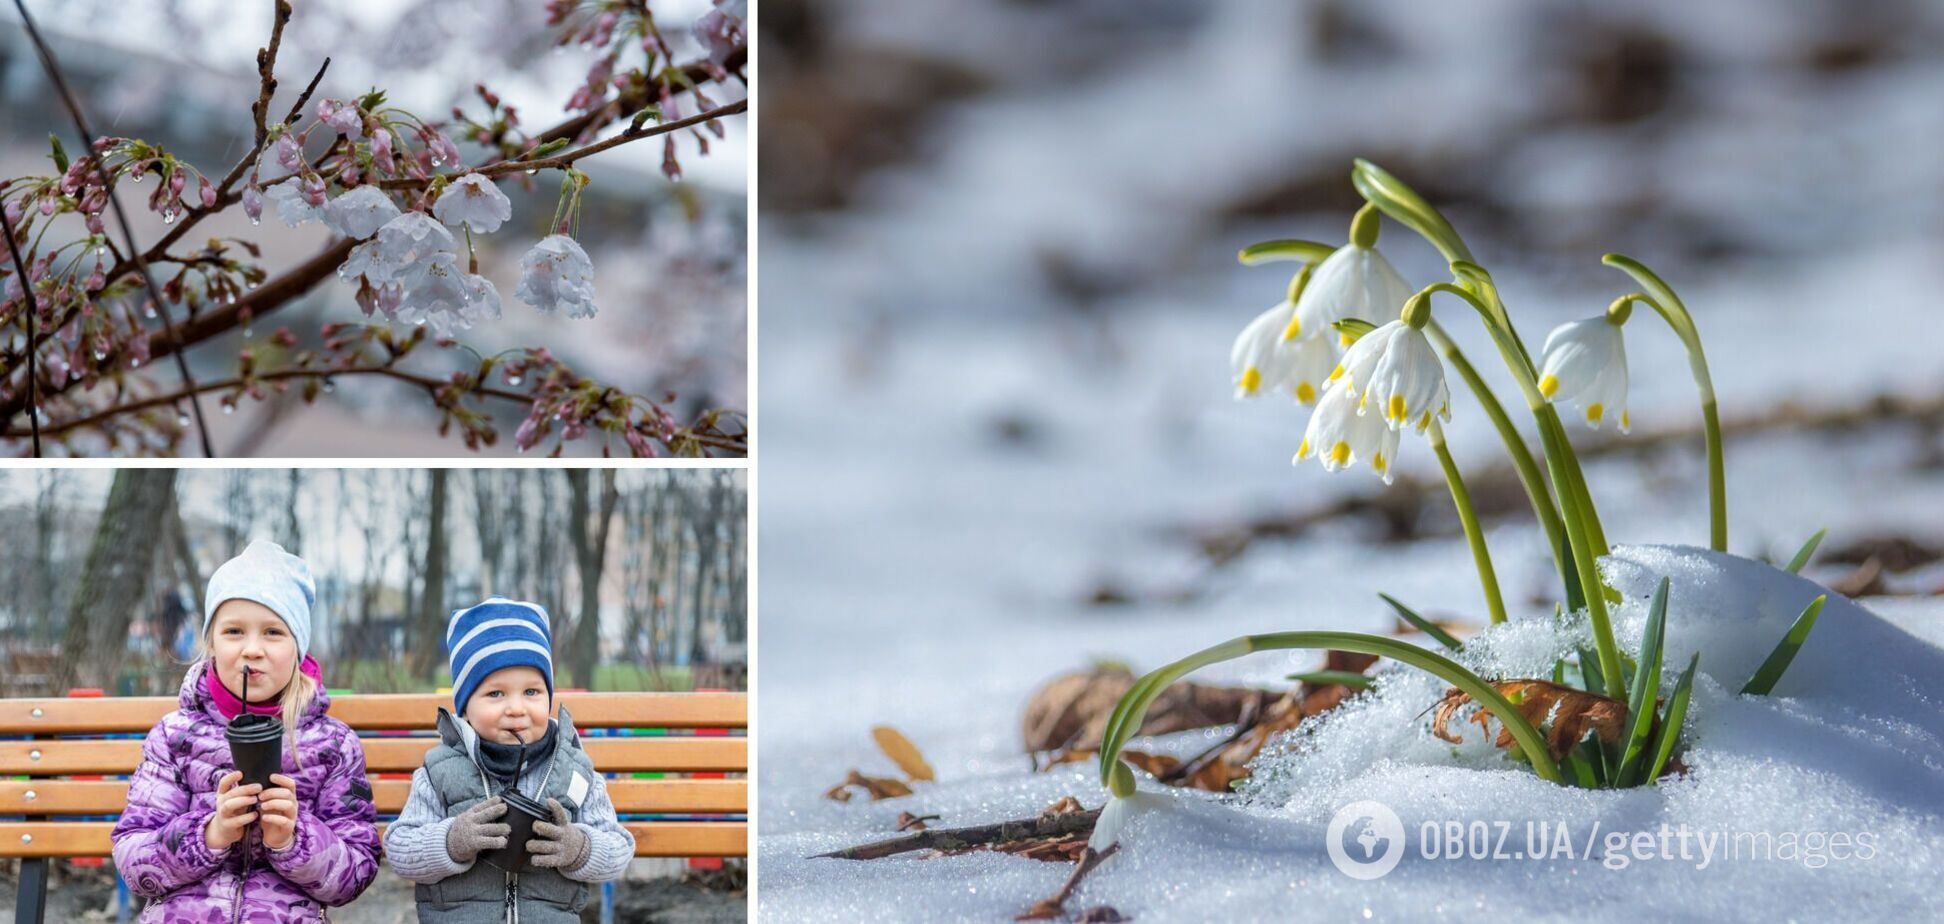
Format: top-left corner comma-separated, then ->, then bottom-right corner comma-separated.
0,466 -> 747,923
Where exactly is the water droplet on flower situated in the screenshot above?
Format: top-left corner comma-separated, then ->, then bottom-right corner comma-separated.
247,281 -> 259,290
143,305 -> 158,318
130,358 -> 141,368
414,318 -> 427,326
131,174 -> 143,184
163,211 -> 177,225
222,404 -> 235,415
92,350 -> 106,360
242,327 -> 254,339
526,168 -> 539,176
250,217 -> 261,226
224,292 -> 235,305
507,375 -> 522,386
176,413 -> 191,426
94,246 -> 106,256
321,379 -> 336,393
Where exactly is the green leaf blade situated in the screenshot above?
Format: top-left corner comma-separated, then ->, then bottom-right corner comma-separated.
1741,595 -> 1829,696
1379,593 -> 1463,652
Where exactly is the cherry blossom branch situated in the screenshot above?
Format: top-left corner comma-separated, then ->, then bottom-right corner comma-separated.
377,98 -> 747,189
250,0 -> 295,151
9,0 -> 217,457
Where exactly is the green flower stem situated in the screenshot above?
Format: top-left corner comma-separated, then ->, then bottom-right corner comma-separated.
1422,320 -> 1566,583
1602,254 -> 1726,552
1095,632 -> 1563,786
1534,413 -> 1625,698
1429,421 -> 1508,625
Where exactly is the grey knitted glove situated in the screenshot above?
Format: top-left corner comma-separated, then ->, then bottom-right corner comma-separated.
445,797 -> 511,863
527,798 -> 591,872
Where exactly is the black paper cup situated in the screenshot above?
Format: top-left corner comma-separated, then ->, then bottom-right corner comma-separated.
482,791 -> 549,873
225,713 -> 284,790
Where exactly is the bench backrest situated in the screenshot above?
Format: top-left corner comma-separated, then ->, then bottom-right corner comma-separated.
0,693 -> 747,859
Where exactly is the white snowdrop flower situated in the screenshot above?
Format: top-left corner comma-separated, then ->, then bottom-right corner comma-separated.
516,234 -> 597,318
1296,378 -> 1403,483
1291,243 -> 1413,349
432,173 -> 513,233
1087,792 -> 1164,853
321,185 -> 402,239
1329,319 -> 1450,432
1230,300 -> 1338,404
375,212 -> 458,267
1539,316 -> 1630,431
261,178 -> 321,228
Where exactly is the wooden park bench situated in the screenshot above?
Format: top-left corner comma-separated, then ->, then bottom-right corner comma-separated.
0,692 -> 747,923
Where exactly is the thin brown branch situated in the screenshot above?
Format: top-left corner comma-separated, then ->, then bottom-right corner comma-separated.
812,809 -> 1102,861
1017,845 -> 1119,921
377,98 -> 748,190
250,0 -> 295,151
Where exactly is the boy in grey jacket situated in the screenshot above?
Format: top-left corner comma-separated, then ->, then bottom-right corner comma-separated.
384,598 -> 636,923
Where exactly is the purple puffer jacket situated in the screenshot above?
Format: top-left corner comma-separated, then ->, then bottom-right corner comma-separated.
111,664 -> 381,923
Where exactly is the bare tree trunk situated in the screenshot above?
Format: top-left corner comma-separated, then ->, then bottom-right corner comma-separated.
688,475 -> 725,666
56,470 -> 178,692
279,468 -> 303,552
565,469 -> 619,690
470,470 -> 504,593
31,471 -> 63,645
410,470 -> 450,677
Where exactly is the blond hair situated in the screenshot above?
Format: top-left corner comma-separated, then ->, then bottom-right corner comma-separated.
191,626 -> 315,767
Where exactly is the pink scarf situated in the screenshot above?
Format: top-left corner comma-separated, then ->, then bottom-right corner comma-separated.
205,656 -> 323,720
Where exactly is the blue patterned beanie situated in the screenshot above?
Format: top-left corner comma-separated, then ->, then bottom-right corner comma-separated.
447,597 -> 555,715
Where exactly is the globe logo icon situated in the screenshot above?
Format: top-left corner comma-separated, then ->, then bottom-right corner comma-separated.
1326,800 -> 1406,879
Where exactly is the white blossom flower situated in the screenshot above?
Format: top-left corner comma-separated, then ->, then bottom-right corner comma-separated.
516,234 -> 597,318
321,185 -> 401,239
1329,320 -> 1450,432
1539,316 -> 1630,431
1230,298 -> 1337,403
1291,243 -> 1414,348
1296,378 -> 1403,483
260,178 -> 321,227
338,239 -> 393,284
375,212 -> 457,266
394,253 -> 498,335
432,173 -> 513,233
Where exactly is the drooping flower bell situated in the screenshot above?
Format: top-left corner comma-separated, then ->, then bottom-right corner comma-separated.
1296,373 -> 1402,483
1289,205 -> 1413,350
1538,300 -> 1631,432
1329,296 -> 1450,434
517,234 -> 597,318
1229,266 -> 1337,403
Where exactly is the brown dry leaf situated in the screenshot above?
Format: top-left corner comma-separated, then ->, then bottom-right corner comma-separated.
1078,908 -> 1127,923
1039,749 -> 1095,770
872,725 -> 937,782
994,837 -> 1090,863
1041,796 -> 1085,817
823,770 -> 915,803
1022,666 -> 1272,755
1117,750 -> 1182,781
1152,650 -> 1378,793
1431,679 -> 1630,761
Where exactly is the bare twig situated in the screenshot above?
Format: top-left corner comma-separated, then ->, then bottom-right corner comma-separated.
1017,845 -> 1119,921
10,0 -> 216,456
376,98 -> 749,189
813,809 -> 1102,861
250,0 -> 295,150
0,202 -> 44,456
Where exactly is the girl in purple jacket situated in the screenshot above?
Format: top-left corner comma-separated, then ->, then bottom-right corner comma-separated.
111,541 -> 380,922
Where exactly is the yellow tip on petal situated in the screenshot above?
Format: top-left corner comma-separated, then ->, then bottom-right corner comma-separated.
1280,315 -> 1302,342
1328,364 -> 1345,382
1587,403 -> 1604,423
1329,442 -> 1351,465
1339,332 -> 1354,347
1295,382 -> 1317,404
1296,438 -> 1311,460
1240,367 -> 1262,395
1621,410 -> 1631,431
1387,394 -> 1406,423
1539,375 -> 1560,398
1373,451 -> 1388,473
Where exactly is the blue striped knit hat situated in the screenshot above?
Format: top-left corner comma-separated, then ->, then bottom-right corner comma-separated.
447,597 -> 555,716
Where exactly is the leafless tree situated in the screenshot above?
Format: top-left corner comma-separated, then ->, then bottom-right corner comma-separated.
56,470 -> 178,690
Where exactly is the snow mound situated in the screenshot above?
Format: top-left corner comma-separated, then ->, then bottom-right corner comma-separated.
770,546 -> 1944,921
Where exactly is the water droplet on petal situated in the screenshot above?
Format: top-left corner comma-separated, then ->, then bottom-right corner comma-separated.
525,168 -> 539,176
163,211 -> 177,225
242,327 -> 254,338
131,174 -> 144,184
95,245 -> 106,256
222,404 -> 235,415
250,217 -> 261,226
507,375 -> 522,386
176,413 -> 191,426
322,379 -> 336,393
92,349 -> 106,360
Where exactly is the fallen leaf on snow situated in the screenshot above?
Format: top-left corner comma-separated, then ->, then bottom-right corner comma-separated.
1431,679 -> 1630,761
1022,666 -> 1271,755
823,770 -> 915,802
872,725 -> 937,782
